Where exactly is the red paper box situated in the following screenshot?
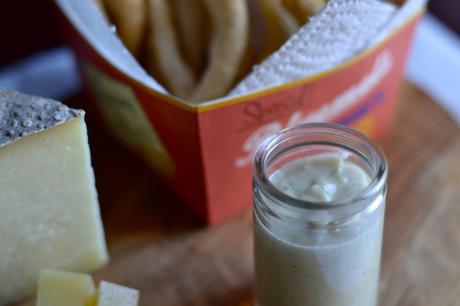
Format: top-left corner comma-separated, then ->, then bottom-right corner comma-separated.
55,1 -> 423,224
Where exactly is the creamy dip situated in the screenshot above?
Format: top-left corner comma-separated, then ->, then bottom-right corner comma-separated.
270,155 -> 371,202
255,155 -> 384,306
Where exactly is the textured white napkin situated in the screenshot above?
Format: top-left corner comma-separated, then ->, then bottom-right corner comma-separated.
230,0 -> 423,97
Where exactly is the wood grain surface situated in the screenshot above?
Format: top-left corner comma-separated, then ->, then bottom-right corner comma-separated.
17,83 -> 460,306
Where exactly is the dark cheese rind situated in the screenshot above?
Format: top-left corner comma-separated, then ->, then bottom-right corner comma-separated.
0,88 -> 84,148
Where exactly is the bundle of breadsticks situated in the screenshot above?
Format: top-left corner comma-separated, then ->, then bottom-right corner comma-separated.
91,0 -> 330,101
91,0 -> 406,102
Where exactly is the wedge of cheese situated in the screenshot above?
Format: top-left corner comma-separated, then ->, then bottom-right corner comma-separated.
36,270 -> 96,306
0,89 -> 109,305
96,281 -> 140,306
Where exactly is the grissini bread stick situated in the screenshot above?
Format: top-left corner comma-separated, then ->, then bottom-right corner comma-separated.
189,0 -> 250,102
283,0 -> 326,24
233,0 -> 263,83
146,0 -> 195,99
104,0 -> 147,56
171,0 -> 210,77
256,0 -> 300,61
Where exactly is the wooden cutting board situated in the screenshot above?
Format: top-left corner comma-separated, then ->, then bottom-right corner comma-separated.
17,83 -> 460,306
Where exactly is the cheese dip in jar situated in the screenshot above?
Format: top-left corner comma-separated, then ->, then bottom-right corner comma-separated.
253,123 -> 388,306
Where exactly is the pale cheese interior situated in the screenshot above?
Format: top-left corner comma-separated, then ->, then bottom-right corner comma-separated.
36,270 -> 96,306
0,117 -> 108,304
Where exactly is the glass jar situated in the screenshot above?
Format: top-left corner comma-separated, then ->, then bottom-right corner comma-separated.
253,123 -> 388,306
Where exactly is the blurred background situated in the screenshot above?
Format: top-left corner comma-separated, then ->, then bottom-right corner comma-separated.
0,0 -> 459,121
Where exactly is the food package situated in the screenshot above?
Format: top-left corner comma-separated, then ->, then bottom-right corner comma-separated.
55,0 -> 426,224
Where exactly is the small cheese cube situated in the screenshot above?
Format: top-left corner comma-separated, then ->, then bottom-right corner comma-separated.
36,270 -> 95,306
0,89 -> 108,304
96,281 -> 139,306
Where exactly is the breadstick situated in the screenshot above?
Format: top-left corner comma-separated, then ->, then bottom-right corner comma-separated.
189,0 -> 250,102
146,0 -> 195,99
104,0 -> 147,56
171,0 -> 210,77
257,0 -> 299,61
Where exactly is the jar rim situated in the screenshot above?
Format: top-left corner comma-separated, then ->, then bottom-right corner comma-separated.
253,123 -> 388,212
